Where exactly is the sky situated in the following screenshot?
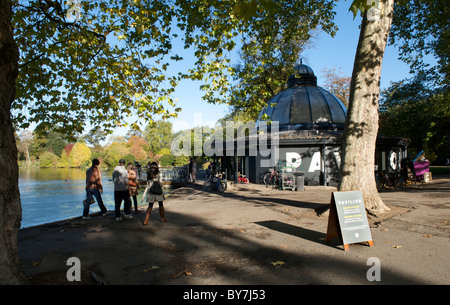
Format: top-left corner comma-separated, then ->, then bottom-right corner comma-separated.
109,0 -> 414,138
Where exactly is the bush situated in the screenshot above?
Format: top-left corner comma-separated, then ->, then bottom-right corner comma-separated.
174,155 -> 189,167
124,153 -> 137,166
39,151 -> 59,168
104,150 -> 121,168
103,142 -> 128,168
57,149 -> 69,168
159,154 -> 175,167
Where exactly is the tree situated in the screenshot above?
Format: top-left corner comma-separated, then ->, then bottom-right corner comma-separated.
125,128 -> 144,140
158,147 -> 171,156
225,26 -> 319,121
389,0 -> 449,88
103,141 -> 129,168
57,148 -> 69,168
12,0 -> 184,139
383,0 -> 450,163
64,143 -> 75,157
380,74 -> 450,161
159,153 -> 175,167
68,142 -> 92,168
81,127 -> 108,149
175,155 -> 190,167
127,135 -> 149,161
193,0 -> 337,115
128,143 -> 147,162
124,153 -> 138,166
17,130 -> 33,163
39,151 -> 58,168
0,0 -> 26,284
144,120 -> 174,155
338,0 -> 395,213
321,67 -> 351,108
29,131 -> 49,161
45,131 -> 67,157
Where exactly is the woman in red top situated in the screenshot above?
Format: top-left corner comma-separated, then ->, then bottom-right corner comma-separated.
127,163 -> 140,213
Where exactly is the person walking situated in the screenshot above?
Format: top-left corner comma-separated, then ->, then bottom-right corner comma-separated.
127,162 -> 140,213
113,159 -> 132,221
83,159 -> 109,219
143,162 -> 167,225
189,157 -> 197,183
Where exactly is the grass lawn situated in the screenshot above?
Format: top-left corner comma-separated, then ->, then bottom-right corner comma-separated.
429,166 -> 450,175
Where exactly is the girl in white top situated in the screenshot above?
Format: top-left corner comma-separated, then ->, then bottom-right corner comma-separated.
143,162 -> 167,225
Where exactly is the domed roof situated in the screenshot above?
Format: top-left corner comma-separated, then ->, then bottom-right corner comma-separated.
256,64 -> 347,131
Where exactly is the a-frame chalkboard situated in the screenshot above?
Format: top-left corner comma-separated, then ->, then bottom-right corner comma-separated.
326,191 -> 374,251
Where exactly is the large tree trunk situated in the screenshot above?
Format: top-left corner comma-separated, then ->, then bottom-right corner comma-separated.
0,0 -> 26,284
339,0 -> 395,213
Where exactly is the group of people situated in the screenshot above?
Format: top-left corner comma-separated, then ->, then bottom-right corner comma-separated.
82,158 -> 167,224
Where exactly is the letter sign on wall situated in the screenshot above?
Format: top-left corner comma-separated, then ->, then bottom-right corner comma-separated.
286,152 -> 302,168
389,151 -> 397,170
308,151 -> 321,172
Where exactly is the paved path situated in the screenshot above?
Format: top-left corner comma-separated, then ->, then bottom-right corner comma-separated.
18,175 -> 450,285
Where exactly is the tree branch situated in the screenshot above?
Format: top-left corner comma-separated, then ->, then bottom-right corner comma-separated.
38,0 -> 106,41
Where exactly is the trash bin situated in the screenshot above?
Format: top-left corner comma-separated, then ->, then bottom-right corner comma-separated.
294,172 -> 304,191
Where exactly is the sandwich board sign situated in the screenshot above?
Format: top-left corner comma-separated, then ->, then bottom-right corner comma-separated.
326,191 -> 373,251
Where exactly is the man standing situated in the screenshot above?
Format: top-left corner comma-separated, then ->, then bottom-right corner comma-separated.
83,159 -> 109,219
113,159 -> 132,221
189,157 -> 197,183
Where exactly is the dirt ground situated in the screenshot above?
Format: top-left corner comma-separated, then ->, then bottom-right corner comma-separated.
18,174 -> 450,285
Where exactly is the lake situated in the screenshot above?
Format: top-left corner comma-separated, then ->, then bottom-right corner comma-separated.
18,168 -> 144,228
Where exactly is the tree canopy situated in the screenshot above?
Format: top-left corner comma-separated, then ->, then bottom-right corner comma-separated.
13,0 -> 184,138
389,0 -> 449,88
12,0 -> 338,140
379,0 -> 449,162
380,73 -> 450,162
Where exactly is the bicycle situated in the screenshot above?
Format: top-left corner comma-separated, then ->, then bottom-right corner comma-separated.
238,172 -> 249,184
377,170 -> 406,190
263,168 -> 281,187
204,173 -> 227,193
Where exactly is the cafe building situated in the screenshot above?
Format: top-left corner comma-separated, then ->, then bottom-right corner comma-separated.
216,64 -> 409,187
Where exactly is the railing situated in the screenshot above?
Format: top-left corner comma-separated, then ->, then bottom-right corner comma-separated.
136,166 -> 208,183
161,166 -> 188,182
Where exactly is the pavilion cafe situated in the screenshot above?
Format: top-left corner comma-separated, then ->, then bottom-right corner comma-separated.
211,64 -> 409,188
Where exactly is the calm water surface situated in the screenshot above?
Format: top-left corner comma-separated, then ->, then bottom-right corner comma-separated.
19,168 -> 142,228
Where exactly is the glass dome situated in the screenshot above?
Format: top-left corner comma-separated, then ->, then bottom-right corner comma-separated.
256,64 -> 347,131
